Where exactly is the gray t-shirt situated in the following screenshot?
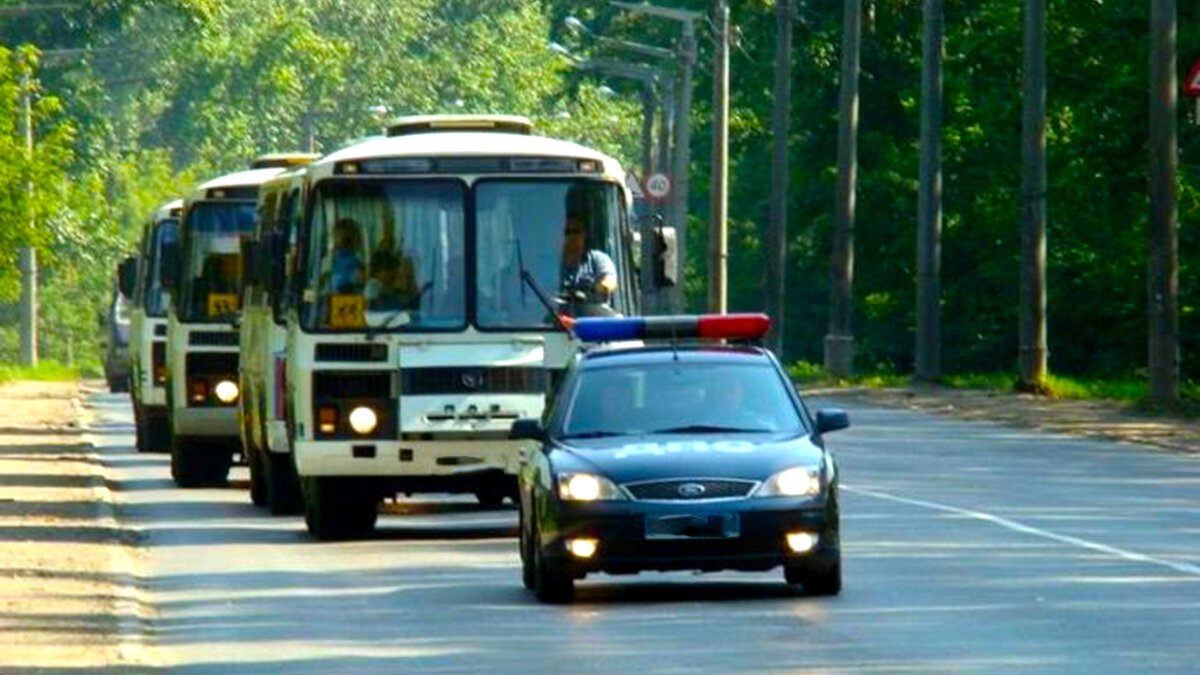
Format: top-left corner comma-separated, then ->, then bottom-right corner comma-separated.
563,249 -> 617,303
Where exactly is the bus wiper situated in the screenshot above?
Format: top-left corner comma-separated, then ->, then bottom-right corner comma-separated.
647,424 -> 771,435
364,281 -> 433,341
513,238 -> 573,332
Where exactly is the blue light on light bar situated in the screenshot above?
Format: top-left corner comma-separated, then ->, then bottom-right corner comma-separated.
572,317 -> 645,342
572,314 -> 770,343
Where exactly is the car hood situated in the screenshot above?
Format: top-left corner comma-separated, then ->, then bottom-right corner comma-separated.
548,432 -> 826,484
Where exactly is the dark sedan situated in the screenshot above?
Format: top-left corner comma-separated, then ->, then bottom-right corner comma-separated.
514,318 -> 848,603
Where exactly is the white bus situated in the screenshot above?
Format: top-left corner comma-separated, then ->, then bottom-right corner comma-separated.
128,199 -> 182,453
239,164 -> 312,513
271,115 -> 641,539
164,166 -> 288,486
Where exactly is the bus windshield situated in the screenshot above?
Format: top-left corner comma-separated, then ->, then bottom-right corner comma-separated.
475,180 -> 627,329
144,219 -> 178,317
178,201 -> 256,322
301,180 -> 466,332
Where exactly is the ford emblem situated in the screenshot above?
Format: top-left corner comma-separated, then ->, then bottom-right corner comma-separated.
677,482 -> 707,498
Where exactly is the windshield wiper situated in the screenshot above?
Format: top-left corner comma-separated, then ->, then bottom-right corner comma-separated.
559,430 -> 631,439
512,239 -> 573,332
647,424 -> 772,435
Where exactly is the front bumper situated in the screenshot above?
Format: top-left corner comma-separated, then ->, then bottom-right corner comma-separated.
294,437 -> 524,479
543,498 -> 839,575
171,406 -> 239,437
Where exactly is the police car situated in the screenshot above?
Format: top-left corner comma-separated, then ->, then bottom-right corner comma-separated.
513,314 -> 848,603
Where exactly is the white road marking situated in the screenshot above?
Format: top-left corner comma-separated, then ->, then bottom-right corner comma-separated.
843,484 -> 1200,578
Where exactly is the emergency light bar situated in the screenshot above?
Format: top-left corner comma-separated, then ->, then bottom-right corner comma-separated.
572,314 -> 770,343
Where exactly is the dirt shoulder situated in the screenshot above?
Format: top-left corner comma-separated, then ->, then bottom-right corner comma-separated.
808,384 -> 1200,454
0,379 -> 130,670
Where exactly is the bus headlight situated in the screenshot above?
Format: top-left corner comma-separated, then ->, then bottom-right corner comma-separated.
348,406 -> 379,435
214,380 -> 239,403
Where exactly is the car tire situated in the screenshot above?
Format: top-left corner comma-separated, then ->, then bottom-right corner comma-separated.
533,523 -> 574,603
248,450 -> 268,507
171,436 -> 232,488
474,489 -> 506,508
785,558 -> 842,597
302,477 -> 378,541
265,451 -> 304,516
519,508 -> 536,591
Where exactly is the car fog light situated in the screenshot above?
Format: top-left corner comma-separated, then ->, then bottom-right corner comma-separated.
786,532 -> 818,554
214,380 -> 239,403
567,538 -> 598,559
348,406 -> 378,435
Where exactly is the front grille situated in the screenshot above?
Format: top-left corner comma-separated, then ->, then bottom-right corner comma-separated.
401,367 -> 546,395
186,352 -> 239,377
189,331 -> 238,347
625,479 -> 757,501
313,371 -> 391,399
314,343 -> 388,363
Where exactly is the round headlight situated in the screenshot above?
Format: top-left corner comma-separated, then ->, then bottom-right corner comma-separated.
566,474 -> 602,501
348,406 -> 378,435
214,380 -> 239,403
775,467 -> 820,496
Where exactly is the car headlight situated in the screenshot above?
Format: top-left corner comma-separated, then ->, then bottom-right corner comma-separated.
214,379 -> 239,403
348,406 -> 379,435
755,466 -> 821,498
557,472 -> 627,502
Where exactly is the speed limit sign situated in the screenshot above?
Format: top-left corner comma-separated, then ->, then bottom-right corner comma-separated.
645,173 -> 672,200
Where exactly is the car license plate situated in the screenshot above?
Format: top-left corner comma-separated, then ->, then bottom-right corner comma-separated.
645,513 -> 740,540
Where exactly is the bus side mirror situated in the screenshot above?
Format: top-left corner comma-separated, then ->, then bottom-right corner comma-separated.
161,241 -> 180,291
263,231 -> 287,299
117,256 -> 138,299
241,239 -> 261,287
654,224 -> 678,287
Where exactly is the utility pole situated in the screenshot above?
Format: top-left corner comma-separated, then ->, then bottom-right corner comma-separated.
1018,0 -> 1048,392
18,62 -> 38,367
640,85 -> 656,183
300,111 -> 317,153
827,0 -> 862,378
915,0 -> 944,382
766,0 -> 793,356
610,1 -> 703,313
1148,0 -> 1178,404
709,0 -> 730,314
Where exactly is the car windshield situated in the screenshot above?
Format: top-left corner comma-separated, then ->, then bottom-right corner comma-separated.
144,219 -> 178,317
301,180 -> 466,332
178,201 -> 256,322
560,361 -> 804,438
475,180 -> 627,329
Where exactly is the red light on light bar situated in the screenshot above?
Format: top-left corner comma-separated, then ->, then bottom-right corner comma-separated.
696,314 -> 771,341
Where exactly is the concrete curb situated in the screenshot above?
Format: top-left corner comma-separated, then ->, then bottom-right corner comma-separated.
77,391 -> 155,670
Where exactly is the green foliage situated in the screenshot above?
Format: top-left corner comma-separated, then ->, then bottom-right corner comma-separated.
0,360 -> 81,384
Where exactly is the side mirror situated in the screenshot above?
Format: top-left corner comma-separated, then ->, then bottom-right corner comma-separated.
161,241 -> 180,291
815,408 -> 850,435
117,256 -> 138,298
510,418 -> 546,442
654,223 -> 678,287
241,239 -> 261,287
264,231 -> 288,299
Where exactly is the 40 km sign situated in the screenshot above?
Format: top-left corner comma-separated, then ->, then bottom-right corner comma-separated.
645,173 -> 672,200
1187,60 -> 1200,97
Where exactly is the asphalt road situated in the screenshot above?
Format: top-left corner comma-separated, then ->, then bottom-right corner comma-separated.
84,391 -> 1200,674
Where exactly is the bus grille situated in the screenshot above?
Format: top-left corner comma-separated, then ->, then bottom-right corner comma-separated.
314,343 -> 388,363
189,331 -> 238,347
401,367 -> 546,395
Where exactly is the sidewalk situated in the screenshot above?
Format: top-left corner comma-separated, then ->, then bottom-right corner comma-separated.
0,380 -> 128,670
809,384 -> 1200,454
